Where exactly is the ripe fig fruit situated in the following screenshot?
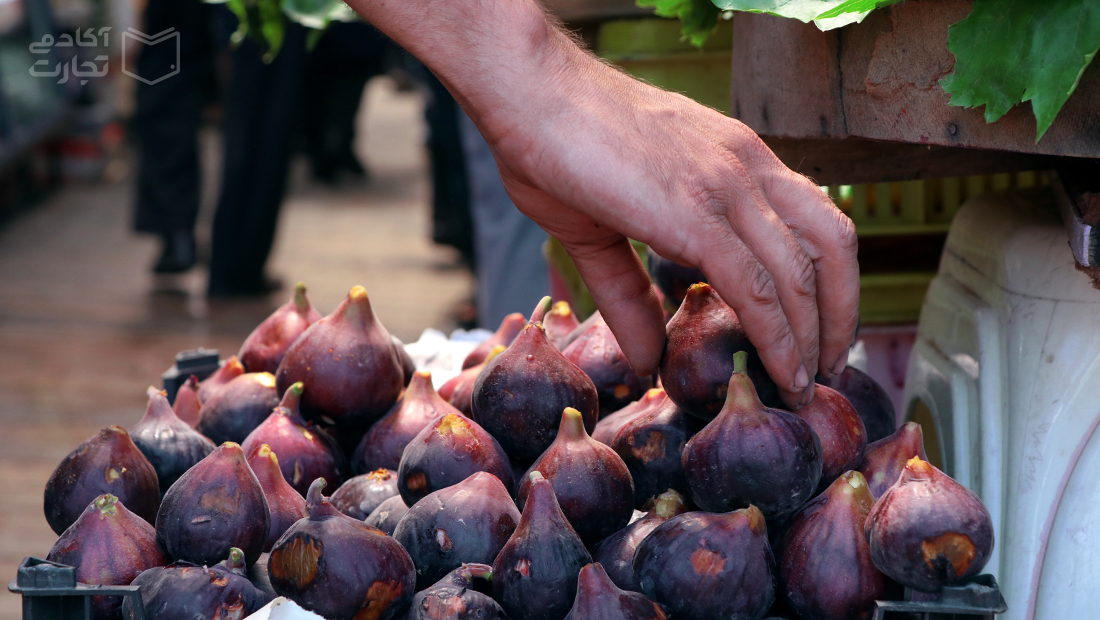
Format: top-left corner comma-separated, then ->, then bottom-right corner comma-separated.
493,472 -> 592,620
197,371 -> 280,445
593,388 -> 668,446
463,312 -> 525,369
563,318 -> 652,415
130,387 -> 216,494
565,563 -> 667,620
366,495 -> 410,535
47,494 -> 167,619
559,310 -> 602,351
659,283 -> 780,418
397,413 -> 513,506
353,370 -> 460,473
248,552 -> 279,600
156,441 -> 270,566
331,468 -> 400,520
790,385 -> 866,492
393,335 -> 417,387
268,479 -> 416,620
407,564 -> 507,620
442,345 -> 505,416
173,375 -> 203,428
778,471 -> 889,620
241,382 -> 347,496
394,471 -> 521,589
125,548 -> 269,620
646,248 -> 706,306
246,443 -> 309,551
197,356 -> 246,403
239,282 -> 322,374
818,366 -> 897,443
858,421 -> 927,499
275,285 -> 405,428
682,352 -> 822,519
544,301 -> 581,350
865,458 -> 994,592
610,396 -> 701,507
44,426 -> 160,535
516,407 -> 634,546
590,489 -> 686,592
633,506 -> 775,620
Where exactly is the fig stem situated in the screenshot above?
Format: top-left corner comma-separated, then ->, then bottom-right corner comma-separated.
530,296 -> 552,324
528,471 -> 545,484
306,478 -> 328,505
293,282 -> 310,312
558,407 -> 588,439
653,489 -> 686,519
732,351 -> 748,375
485,345 -> 507,364
463,564 -> 493,583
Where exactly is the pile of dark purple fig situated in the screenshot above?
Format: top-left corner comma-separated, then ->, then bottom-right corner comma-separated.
40,281 -> 996,620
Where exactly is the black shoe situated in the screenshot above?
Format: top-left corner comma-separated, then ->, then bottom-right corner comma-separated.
207,275 -> 284,299
154,231 -> 197,274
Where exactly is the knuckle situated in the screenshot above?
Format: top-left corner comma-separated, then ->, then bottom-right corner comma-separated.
787,251 -> 817,299
744,260 -> 778,307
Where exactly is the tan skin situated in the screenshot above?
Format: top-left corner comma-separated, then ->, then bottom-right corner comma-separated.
347,0 -> 860,409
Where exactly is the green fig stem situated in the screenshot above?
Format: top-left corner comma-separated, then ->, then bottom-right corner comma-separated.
558,407 -> 588,439
292,282 -> 310,312
732,351 -> 748,375
530,296 -> 552,324
220,548 -> 246,574
724,355 -> 763,411
462,564 -> 493,583
95,494 -> 119,516
279,382 -> 304,413
653,489 -> 686,519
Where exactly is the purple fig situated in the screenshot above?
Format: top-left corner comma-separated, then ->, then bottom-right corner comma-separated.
544,301 -> 581,350
593,388 -> 667,446
493,471 -> 592,620
44,426 -> 160,535
818,366 -> 897,443
394,335 -> 417,387
560,310 -> 602,351
197,372 -> 280,445
590,489 -> 686,592
331,468 -> 400,520
130,387 -> 216,493
398,413 -> 513,506
778,471 -> 889,620
647,248 -> 706,306
47,494 -> 167,619
156,442 -> 270,565
268,479 -> 416,620
353,370 -> 460,473
394,471 -> 521,588
239,282 -> 323,374
516,407 -> 634,546
407,564 -> 507,620
173,375 -> 203,428
463,312 -> 526,369
659,283 -> 780,417
858,421 -> 927,499
563,318 -> 653,415
682,351 -> 822,519
443,345 -> 505,416
791,384 -> 866,492
124,548 -> 269,620
865,458 -> 994,592
366,495 -> 410,535
248,552 -> 279,600
633,506 -> 775,620
197,357 -> 246,403
275,285 -> 405,428
610,396 -> 701,507
246,443 -> 309,552
565,563 -> 667,620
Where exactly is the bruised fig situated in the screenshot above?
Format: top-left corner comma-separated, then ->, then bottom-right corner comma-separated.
865,458 -> 994,592
565,563 -> 667,620
130,387 -> 216,493
659,283 -> 780,417
858,421 -> 927,499
394,472 -> 520,588
563,318 -> 652,415
394,335 -> 417,386
398,413 -> 513,506
818,366 -> 897,443
633,506 -> 775,620
198,357 -> 246,403
682,352 -> 822,519
275,285 -> 405,428
791,385 -> 866,492
173,375 -> 203,428
156,442 -> 270,565
493,472 -> 592,620
593,388 -> 667,446
268,479 -> 416,620
353,370 -> 460,473
544,301 -> 581,350
366,495 -> 410,535
246,444 -> 309,551
590,489 -> 686,592
44,426 -> 160,535
442,345 -> 505,416
241,382 -> 347,496
778,472 -> 889,620
516,408 -> 634,546
47,494 -> 167,619
197,372 -> 280,445
610,397 -> 700,508
407,564 -> 506,620
463,312 -> 525,369
125,548 -> 269,620
331,468 -> 400,520
239,282 -> 322,374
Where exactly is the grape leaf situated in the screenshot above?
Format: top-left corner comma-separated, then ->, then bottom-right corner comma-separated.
941,0 -> 1100,141
636,0 -> 721,48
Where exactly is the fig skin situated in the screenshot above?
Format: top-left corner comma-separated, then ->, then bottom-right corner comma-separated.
366,495 -> 410,535
130,387 -> 216,494
394,472 -> 521,589
172,375 -> 203,428
407,564 -> 507,620
197,372 -> 281,445
493,472 -> 592,620
818,365 -> 897,443
563,319 -> 653,415
858,421 -> 927,499
47,494 -> 168,620
331,468 -> 400,520
516,407 -> 635,546
610,396 -> 701,508
659,283 -> 780,418
633,506 -> 775,620
275,285 -> 405,428
44,425 -> 160,535
590,489 -> 686,592
241,382 -> 348,496
865,458 -> 994,593
593,388 -> 668,446
544,301 -> 582,350
790,385 -> 867,492
647,248 -> 706,306
462,312 -> 526,369
560,310 -> 602,351
353,370 -> 461,473
564,563 -> 667,620
778,472 -> 889,620
442,345 -> 506,416
197,356 -> 246,403
155,441 -> 271,566
125,548 -> 269,620
397,412 -> 514,506
268,479 -> 416,620
682,351 -> 822,519
246,443 -> 309,552
239,282 -> 322,374
394,335 -> 417,387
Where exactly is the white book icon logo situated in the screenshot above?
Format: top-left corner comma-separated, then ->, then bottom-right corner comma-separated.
121,27 -> 180,85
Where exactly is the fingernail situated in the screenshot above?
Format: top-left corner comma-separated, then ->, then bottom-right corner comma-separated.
794,364 -> 810,391
798,383 -> 815,408
831,350 -> 849,376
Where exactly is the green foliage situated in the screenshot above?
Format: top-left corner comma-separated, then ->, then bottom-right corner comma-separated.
708,0 -> 900,29
207,0 -> 358,61
636,0 -> 721,48
282,0 -> 359,30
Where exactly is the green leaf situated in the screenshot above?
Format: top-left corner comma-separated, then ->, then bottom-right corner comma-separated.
708,0 -> 899,28
941,0 -> 1100,141
282,0 -> 358,30
637,0 -> 721,47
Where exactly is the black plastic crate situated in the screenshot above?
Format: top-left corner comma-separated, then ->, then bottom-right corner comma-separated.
873,573 -> 1007,620
7,557 -> 146,620
161,348 -> 220,404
